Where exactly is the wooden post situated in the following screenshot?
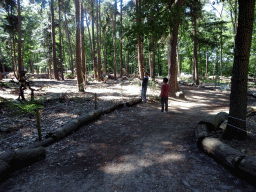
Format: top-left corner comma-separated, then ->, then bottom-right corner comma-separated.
94,93 -> 97,110
36,109 -> 42,141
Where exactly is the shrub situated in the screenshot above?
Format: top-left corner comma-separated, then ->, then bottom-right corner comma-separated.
65,72 -> 74,79
6,100 -> 44,116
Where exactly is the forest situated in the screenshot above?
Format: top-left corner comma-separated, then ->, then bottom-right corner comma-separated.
0,0 -> 256,139
1,0 -> 254,82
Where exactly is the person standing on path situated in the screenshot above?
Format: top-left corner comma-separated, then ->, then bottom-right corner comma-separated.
140,72 -> 149,103
160,77 -> 169,112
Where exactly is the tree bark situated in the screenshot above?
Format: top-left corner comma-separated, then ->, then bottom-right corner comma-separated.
113,0 -> 117,80
149,38 -> 156,80
85,13 -> 93,71
75,0 -> 84,92
51,0 -> 59,80
176,41 -> 181,77
119,0 -> 123,78
136,0 -> 144,78
103,30 -> 107,75
192,13 -> 199,85
64,14 -> 74,75
81,4 -> 86,84
223,0 -> 255,140
0,46 -> 5,75
91,0 -> 97,79
17,0 -> 23,75
202,137 -> 246,168
97,0 -> 102,81
168,0 -> 185,97
220,28 -> 223,76
58,0 -> 64,80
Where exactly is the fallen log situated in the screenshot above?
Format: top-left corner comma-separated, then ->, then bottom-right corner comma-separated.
199,112 -> 228,132
126,98 -> 141,107
13,147 -> 46,163
238,156 -> 256,177
0,147 -> 46,179
25,137 -> 55,149
0,150 -> 16,164
46,103 -> 124,141
194,123 -> 210,147
201,137 -> 246,168
0,160 -> 10,176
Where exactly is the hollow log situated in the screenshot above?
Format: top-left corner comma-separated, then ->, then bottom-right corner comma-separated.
199,112 -> 228,132
202,137 -> 246,168
194,123 -> 210,147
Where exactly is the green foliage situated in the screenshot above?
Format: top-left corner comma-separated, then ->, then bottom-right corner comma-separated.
65,72 -> 74,79
6,100 -> 44,116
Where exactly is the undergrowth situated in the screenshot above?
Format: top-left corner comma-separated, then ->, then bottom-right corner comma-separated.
4,100 -> 44,116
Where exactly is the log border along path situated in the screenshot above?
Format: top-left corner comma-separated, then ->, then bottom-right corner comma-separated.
0,85 -> 256,191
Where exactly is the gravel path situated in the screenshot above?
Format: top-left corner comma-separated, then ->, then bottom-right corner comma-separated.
0,85 -> 256,191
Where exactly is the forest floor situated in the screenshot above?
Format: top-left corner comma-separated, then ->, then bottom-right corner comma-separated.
0,76 -> 256,191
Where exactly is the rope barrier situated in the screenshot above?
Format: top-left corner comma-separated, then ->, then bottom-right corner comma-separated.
226,123 -> 256,136
228,115 -> 256,127
225,115 -> 256,136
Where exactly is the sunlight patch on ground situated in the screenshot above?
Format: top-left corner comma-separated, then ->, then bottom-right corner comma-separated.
169,100 -> 207,110
102,162 -> 137,174
48,112 -> 79,119
207,108 -> 229,115
101,151 -> 184,175
158,153 -> 185,163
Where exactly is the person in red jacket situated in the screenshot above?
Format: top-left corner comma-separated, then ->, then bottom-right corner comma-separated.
160,78 -> 169,112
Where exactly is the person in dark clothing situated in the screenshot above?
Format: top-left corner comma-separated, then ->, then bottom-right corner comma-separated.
160,78 -> 169,112
140,72 -> 149,103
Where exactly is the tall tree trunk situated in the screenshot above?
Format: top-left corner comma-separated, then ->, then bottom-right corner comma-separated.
103,30 -> 107,75
192,14 -> 199,85
64,14 -> 74,75
119,0 -> 123,78
0,44 -> 5,74
91,0 -> 97,79
230,0 -> 238,48
176,42 -> 181,77
125,50 -> 128,75
75,0 -> 84,92
136,0 -> 144,78
58,0 -> 64,80
206,52 -> 208,78
152,38 -> 156,79
113,0 -> 117,80
81,4 -> 86,84
13,38 -> 17,78
149,38 -> 156,80
17,0 -> 23,75
220,28 -> 223,76
168,0 -> 185,97
97,0 -> 102,81
51,0 -> 59,80
223,0 -> 255,140
85,13 -> 93,68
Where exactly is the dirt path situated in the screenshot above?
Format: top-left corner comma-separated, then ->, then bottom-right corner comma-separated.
0,85 -> 256,191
